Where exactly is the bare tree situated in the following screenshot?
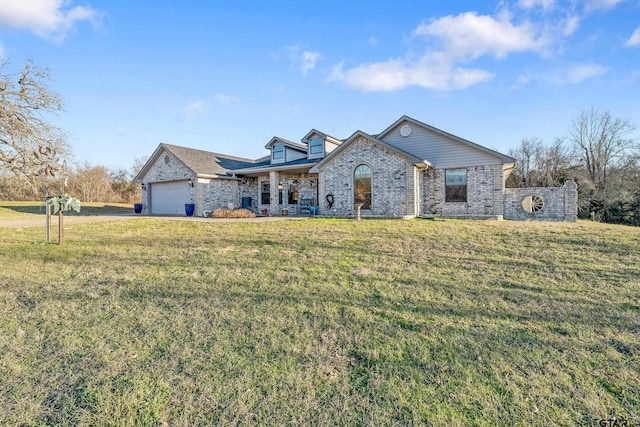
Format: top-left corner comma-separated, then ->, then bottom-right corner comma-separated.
508,137 -> 544,187
507,137 -> 572,188
570,108 -> 638,218
0,59 -> 68,177
539,137 -> 573,187
131,156 -> 148,177
66,162 -> 116,202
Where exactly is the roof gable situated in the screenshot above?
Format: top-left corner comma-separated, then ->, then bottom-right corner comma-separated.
310,131 -> 427,173
135,143 -> 260,181
377,115 -> 515,167
301,129 -> 343,145
265,136 -> 307,151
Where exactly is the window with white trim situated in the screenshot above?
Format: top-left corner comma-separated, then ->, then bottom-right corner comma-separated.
272,145 -> 284,160
354,164 -> 372,210
445,169 -> 467,202
309,137 -> 324,155
261,182 -> 270,204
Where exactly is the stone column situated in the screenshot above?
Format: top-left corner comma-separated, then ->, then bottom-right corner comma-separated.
493,164 -> 505,219
269,171 -> 280,215
564,179 -> 578,222
141,185 -> 149,215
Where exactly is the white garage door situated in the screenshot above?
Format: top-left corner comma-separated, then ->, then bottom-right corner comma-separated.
150,181 -> 192,215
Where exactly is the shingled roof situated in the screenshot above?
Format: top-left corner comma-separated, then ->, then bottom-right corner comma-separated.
164,144 -> 266,177
135,143 -> 267,181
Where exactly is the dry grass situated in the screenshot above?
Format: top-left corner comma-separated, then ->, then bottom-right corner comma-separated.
0,214 -> 638,426
211,208 -> 256,218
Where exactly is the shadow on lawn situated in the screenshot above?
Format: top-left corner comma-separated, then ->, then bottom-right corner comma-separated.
0,203 -> 134,216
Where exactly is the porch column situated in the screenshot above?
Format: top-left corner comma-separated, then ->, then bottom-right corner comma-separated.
269,171 -> 280,215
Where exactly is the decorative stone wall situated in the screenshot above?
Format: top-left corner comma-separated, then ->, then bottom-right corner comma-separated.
503,180 -> 577,222
317,136 -> 416,218
422,164 -> 504,219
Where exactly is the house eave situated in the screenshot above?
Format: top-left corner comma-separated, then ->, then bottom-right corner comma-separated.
265,137 -> 307,151
310,131 -> 424,173
232,162 -> 319,176
301,128 -> 342,144
135,143 -> 198,182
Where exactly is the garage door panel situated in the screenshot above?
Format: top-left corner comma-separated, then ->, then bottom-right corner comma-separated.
151,181 -> 191,215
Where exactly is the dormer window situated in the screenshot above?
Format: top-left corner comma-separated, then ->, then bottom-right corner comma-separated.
309,137 -> 324,155
272,145 -> 284,160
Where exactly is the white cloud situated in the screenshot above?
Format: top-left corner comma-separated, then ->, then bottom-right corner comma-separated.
301,50 -> 321,75
0,42 -> 4,59
585,0 -> 623,11
518,0 -> 555,10
327,55 -> 494,92
329,12 -> 547,92
450,68 -> 496,89
413,12 -> 549,60
328,60 -> 404,92
215,94 -> 239,104
563,15 -> 579,36
625,27 -> 640,48
563,63 -> 608,84
284,45 -> 322,75
179,101 -> 206,121
0,0 -> 100,43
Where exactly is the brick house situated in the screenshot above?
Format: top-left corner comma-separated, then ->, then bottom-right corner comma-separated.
135,115 -> 577,221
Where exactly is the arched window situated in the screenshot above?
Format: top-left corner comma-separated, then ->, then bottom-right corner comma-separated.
354,164 -> 372,210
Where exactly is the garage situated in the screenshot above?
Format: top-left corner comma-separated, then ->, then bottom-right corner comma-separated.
150,181 -> 192,215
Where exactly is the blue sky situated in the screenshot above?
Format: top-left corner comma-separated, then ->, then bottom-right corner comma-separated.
1,0 -> 639,170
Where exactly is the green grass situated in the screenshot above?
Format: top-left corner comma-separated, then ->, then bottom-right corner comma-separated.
0,201 -> 133,219
0,215 -> 638,426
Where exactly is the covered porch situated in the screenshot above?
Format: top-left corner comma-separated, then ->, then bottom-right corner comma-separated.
233,161 -> 320,216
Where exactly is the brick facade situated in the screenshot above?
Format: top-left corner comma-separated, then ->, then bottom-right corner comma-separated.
422,164 -> 505,219
317,136 -> 417,218
200,179 -> 239,216
253,173 -> 317,216
137,117 -> 578,222
139,150 -> 194,215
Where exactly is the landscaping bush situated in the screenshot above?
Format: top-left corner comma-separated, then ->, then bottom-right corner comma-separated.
210,207 -> 256,218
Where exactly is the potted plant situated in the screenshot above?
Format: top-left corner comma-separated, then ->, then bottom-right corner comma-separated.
185,202 -> 195,217
261,208 -> 268,216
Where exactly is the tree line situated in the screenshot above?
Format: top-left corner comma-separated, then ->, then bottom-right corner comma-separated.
1,59 -> 639,224
0,159 -> 146,204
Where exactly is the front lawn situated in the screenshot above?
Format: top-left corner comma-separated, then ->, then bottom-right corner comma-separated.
0,201 -> 133,219
0,218 -> 638,426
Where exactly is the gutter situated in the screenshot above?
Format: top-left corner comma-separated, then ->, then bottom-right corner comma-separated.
231,162 -> 319,175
